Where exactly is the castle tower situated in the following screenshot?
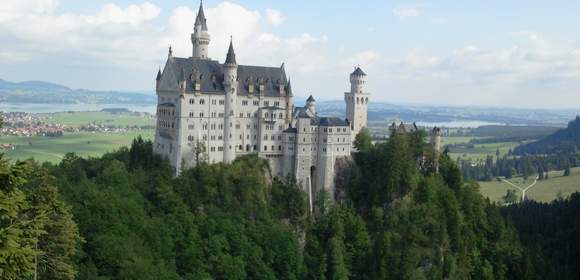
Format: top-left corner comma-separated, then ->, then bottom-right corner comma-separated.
430,127 -> 442,172
223,38 -> 238,163
191,1 -> 210,59
345,67 -> 369,139
430,127 -> 442,153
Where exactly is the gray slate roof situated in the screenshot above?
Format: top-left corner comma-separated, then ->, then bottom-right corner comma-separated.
351,67 -> 366,76
315,117 -> 349,127
225,40 -> 236,64
195,2 -> 208,31
306,95 -> 315,102
158,57 -> 290,97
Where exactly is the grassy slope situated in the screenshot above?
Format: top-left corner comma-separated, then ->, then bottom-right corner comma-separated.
1,130 -> 154,163
479,167 -> 580,203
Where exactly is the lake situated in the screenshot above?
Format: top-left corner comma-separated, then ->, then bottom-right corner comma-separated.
0,103 -> 157,114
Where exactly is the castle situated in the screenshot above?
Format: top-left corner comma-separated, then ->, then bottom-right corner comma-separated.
153,2 -> 430,207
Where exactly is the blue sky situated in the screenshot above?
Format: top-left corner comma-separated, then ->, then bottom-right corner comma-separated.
2,0 -> 580,108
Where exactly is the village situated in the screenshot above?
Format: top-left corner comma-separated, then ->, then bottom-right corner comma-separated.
0,110 -> 155,151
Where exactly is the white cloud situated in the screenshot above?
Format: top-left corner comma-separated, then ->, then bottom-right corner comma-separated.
0,0 -> 329,92
392,5 -> 421,19
265,8 -> 285,26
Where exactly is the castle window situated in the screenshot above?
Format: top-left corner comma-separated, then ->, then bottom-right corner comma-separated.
271,135 -> 274,140
189,99 -> 194,104
188,124 -> 194,130
274,101 -> 280,107
265,112 -> 268,118
264,101 -> 269,106
218,146 -> 223,151
242,100 -> 248,106
211,147 -> 215,152
323,148 -> 326,152
264,146 -> 267,151
264,135 -> 268,140
324,128 -> 327,132
219,100 -> 225,105
219,113 -> 224,118
278,146 -> 282,151
329,128 -> 333,132
253,145 -> 257,151
200,99 -> 205,105
246,124 -> 251,129
246,145 -> 251,151
188,135 -> 194,141
247,113 -> 251,118
189,112 -> 194,117
271,145 -> 275,151
239,113 -> 244,118
279,113 -> 283,119
212,99 -> 216,105
199,112 -> 204,117
323,138 -> 327,143
303,138 -> 306,142
211,112 -> 216,118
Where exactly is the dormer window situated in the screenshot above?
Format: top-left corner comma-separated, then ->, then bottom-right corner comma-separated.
249,84 -> 254,94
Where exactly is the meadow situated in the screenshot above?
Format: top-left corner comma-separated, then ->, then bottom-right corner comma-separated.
44,111 -> 155,127
479,167 -> 580,203
444,136 -> 521,161
1,130 -> 154,163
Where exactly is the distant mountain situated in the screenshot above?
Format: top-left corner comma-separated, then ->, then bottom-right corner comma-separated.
513,116 -> 580,155
0,78 -> 155,105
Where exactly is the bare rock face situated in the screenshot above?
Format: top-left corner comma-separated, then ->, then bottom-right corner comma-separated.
334,156 -> 355,202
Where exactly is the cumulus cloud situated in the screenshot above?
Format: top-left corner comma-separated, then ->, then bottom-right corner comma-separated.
0,0 -> 330,92
378,32 -> 580,107
392,5 -> 421,19
265,8 -> 285,26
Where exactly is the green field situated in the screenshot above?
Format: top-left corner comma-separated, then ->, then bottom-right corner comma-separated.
446,137 -> 521,161
479,167 -> 580,203
44,111 -> 155,127
1,130 -> 154,163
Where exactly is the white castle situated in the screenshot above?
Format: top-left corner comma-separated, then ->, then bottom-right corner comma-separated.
154,2 -> 370,206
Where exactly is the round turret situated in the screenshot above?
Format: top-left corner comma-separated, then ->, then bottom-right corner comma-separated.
192,1 -> 211,59
350,67 -> 366,93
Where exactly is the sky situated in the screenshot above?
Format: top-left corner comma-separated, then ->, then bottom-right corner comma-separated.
2,0 -> 580,108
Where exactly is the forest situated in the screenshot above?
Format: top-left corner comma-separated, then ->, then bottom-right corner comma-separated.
1,128 -> 580,279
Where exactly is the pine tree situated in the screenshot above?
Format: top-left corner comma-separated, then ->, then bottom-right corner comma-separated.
354,128 -> 372,152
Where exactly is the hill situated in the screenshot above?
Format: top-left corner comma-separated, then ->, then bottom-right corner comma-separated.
0,78 -> 155,105
514,116 -> 580,155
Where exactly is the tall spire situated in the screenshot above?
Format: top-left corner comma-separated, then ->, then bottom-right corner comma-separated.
195,0 -> 208,31
225,37 -> 237,65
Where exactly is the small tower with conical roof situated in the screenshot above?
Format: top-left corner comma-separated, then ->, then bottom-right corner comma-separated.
345,66 -> 369,139
306,95 -> 316,116
223,38 -> 238,163
191,1 -> 210,59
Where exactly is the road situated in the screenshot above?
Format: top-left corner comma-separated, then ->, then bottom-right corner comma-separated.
501,176 -> 539,202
